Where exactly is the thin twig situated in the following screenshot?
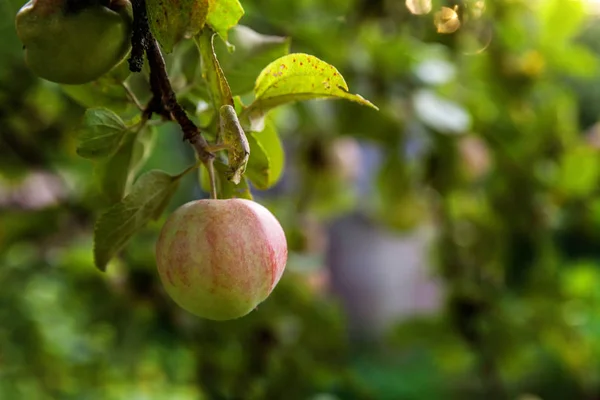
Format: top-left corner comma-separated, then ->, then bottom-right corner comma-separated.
121,82 -> 144,111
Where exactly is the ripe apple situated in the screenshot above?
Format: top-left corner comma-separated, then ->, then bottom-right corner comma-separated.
155,198 -> 288,321
15,0 -> 133,84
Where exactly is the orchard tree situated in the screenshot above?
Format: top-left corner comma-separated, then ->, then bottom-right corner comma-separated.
14,0 -> 377,320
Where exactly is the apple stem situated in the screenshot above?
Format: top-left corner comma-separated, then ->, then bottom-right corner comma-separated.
206,158 -> 218,200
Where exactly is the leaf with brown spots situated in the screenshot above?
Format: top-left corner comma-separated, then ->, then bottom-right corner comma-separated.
242,53 -> 378,130
146,0 -> 210,53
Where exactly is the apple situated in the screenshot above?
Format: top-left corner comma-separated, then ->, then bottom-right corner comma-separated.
155,198 -> 288,321
15,0 -> 133,84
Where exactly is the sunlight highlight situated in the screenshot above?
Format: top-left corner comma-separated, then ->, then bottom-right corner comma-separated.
406,0 -> 432,15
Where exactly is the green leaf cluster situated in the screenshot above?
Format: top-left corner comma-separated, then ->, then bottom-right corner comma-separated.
68,0 -> 377,270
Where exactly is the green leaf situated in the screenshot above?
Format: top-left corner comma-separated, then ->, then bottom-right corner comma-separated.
214,25 -> 290,95
76,108 -> 128,159
206,0 -> 244,41
93,169 -> 185,271
95,131 -> 137,204
95,126 -> 157,204
131,125 -> 158,175
146,0 -> 210,53
243,53 -> 378,130
197,29 -> 234,110
245,118 -> 284,190
167,39 -> 204,88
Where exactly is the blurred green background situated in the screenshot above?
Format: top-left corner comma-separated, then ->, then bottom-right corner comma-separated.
5,0 -> 600,398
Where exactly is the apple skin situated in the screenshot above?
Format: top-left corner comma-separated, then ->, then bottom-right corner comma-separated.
155,199 -> 288,321
15,0 -> 133,84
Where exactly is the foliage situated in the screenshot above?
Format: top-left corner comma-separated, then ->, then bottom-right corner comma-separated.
4,0 -> 600,399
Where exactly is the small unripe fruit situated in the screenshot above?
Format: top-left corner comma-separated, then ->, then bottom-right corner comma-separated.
155,199 -> 288,321
15,0 -> 133,84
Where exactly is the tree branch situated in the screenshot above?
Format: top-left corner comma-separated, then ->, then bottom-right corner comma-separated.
128,0 -> 149,73
127,0 -> 214,166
